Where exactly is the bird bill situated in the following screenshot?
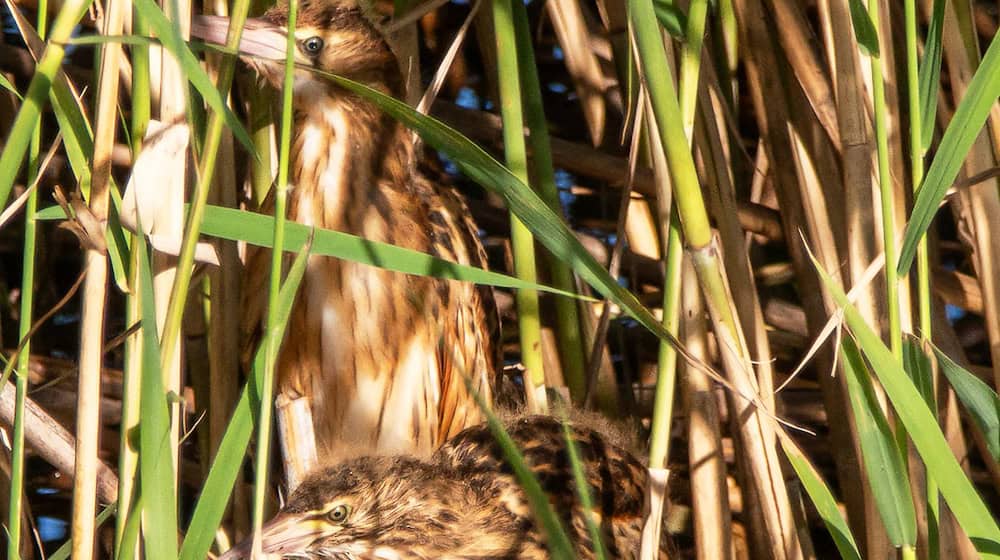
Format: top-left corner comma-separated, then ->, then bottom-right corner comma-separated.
191,15 -> 289,61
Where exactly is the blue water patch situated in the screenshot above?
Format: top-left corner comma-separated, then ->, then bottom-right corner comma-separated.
554,169 -> 574,189
547,82 -> 568,94
455,86 -> 480,110
38,516 -> 68,542
946,304 -> 965,323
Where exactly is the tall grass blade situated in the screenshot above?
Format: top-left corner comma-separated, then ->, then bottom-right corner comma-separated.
841,337 -> 916,546
810,250 -> 1000,556
779,436 -> 862,560
899,31 -> 1000,273
35,203 -> 586,298
136,229 -> 178,560
47,505 -> 116,560
903,336 -> 934,408
561,420 -> 607,560
847,0 -> 879,55
0,0 -> 93,205
651,0 -> 686,38
933,345 -> 1000,461
5,6 -> 133,291
919,0 -> 947,151
0,74 -> 20,98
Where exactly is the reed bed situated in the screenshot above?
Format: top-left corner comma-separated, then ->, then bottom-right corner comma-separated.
0,0 -> 999,558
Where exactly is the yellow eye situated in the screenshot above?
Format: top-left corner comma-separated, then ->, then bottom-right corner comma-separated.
302,36 -> 324,55
328,504 -> 350,523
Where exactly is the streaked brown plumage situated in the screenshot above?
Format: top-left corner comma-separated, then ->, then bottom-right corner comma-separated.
218,415 -> 669,559
193,0 -> 497,457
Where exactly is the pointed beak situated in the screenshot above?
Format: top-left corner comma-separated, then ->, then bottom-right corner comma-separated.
217,513 -> 329,559
190,15 -> 287,61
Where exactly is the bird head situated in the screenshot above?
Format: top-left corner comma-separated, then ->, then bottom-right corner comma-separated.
217,457 -> 464,559
192,0 -> 402,104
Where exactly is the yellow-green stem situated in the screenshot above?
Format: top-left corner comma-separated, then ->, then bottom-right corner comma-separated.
493,0 -> 546,411
650,0 -> 707,473
252,0 -> 297,552
904,0 -> 938,554
510,0 -> 586,402
649,215 -> 683,469
867,0 -> 901,362
627,0 -> 712,253
679,0 -> 708,138
6,111 -> 42,560
115,9 -> 150,553
716,0 -> 737,107
6,4 -> 47,548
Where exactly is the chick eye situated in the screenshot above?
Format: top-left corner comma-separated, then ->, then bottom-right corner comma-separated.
327,504 -> 350,523
301,36 -> 324,55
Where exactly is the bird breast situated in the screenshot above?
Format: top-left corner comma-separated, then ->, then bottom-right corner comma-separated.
257,97 -> 491,459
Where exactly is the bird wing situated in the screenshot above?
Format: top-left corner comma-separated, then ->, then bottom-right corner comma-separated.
415,170 -> 499,444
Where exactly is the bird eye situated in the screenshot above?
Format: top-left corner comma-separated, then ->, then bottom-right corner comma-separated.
301,36 -> 324,55
327,504 -> 350,523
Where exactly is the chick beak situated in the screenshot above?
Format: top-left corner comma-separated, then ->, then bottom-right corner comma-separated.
190,14 -> 287,61
217,513 -> 328,559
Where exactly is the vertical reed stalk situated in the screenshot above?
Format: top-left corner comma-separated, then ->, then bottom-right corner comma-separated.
866,0 -> 902,362
647,1 -> 707,549
509,0 -> 587,402
5,0 -> 45,549
492,0 -> 546,412
904,0 -> 938,556
251,0 -> 297,553
73,0 -> 126,549
649,0 -> 707,478
716,0 -> 738,107
116,3 -> 151,553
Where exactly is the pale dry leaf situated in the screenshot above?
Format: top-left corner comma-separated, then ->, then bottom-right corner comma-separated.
778,232 -> 886,393
120,119 -> 220,265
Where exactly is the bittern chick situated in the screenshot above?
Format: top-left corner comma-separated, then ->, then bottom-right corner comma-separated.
218,415 -> 669,559
192,1 -> 497,457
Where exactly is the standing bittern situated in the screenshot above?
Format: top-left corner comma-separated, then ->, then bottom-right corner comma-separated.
192,1 -> 497,458
217,415 -> 669,559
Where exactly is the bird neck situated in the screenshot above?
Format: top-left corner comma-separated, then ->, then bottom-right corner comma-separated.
290,93 -> 413,233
